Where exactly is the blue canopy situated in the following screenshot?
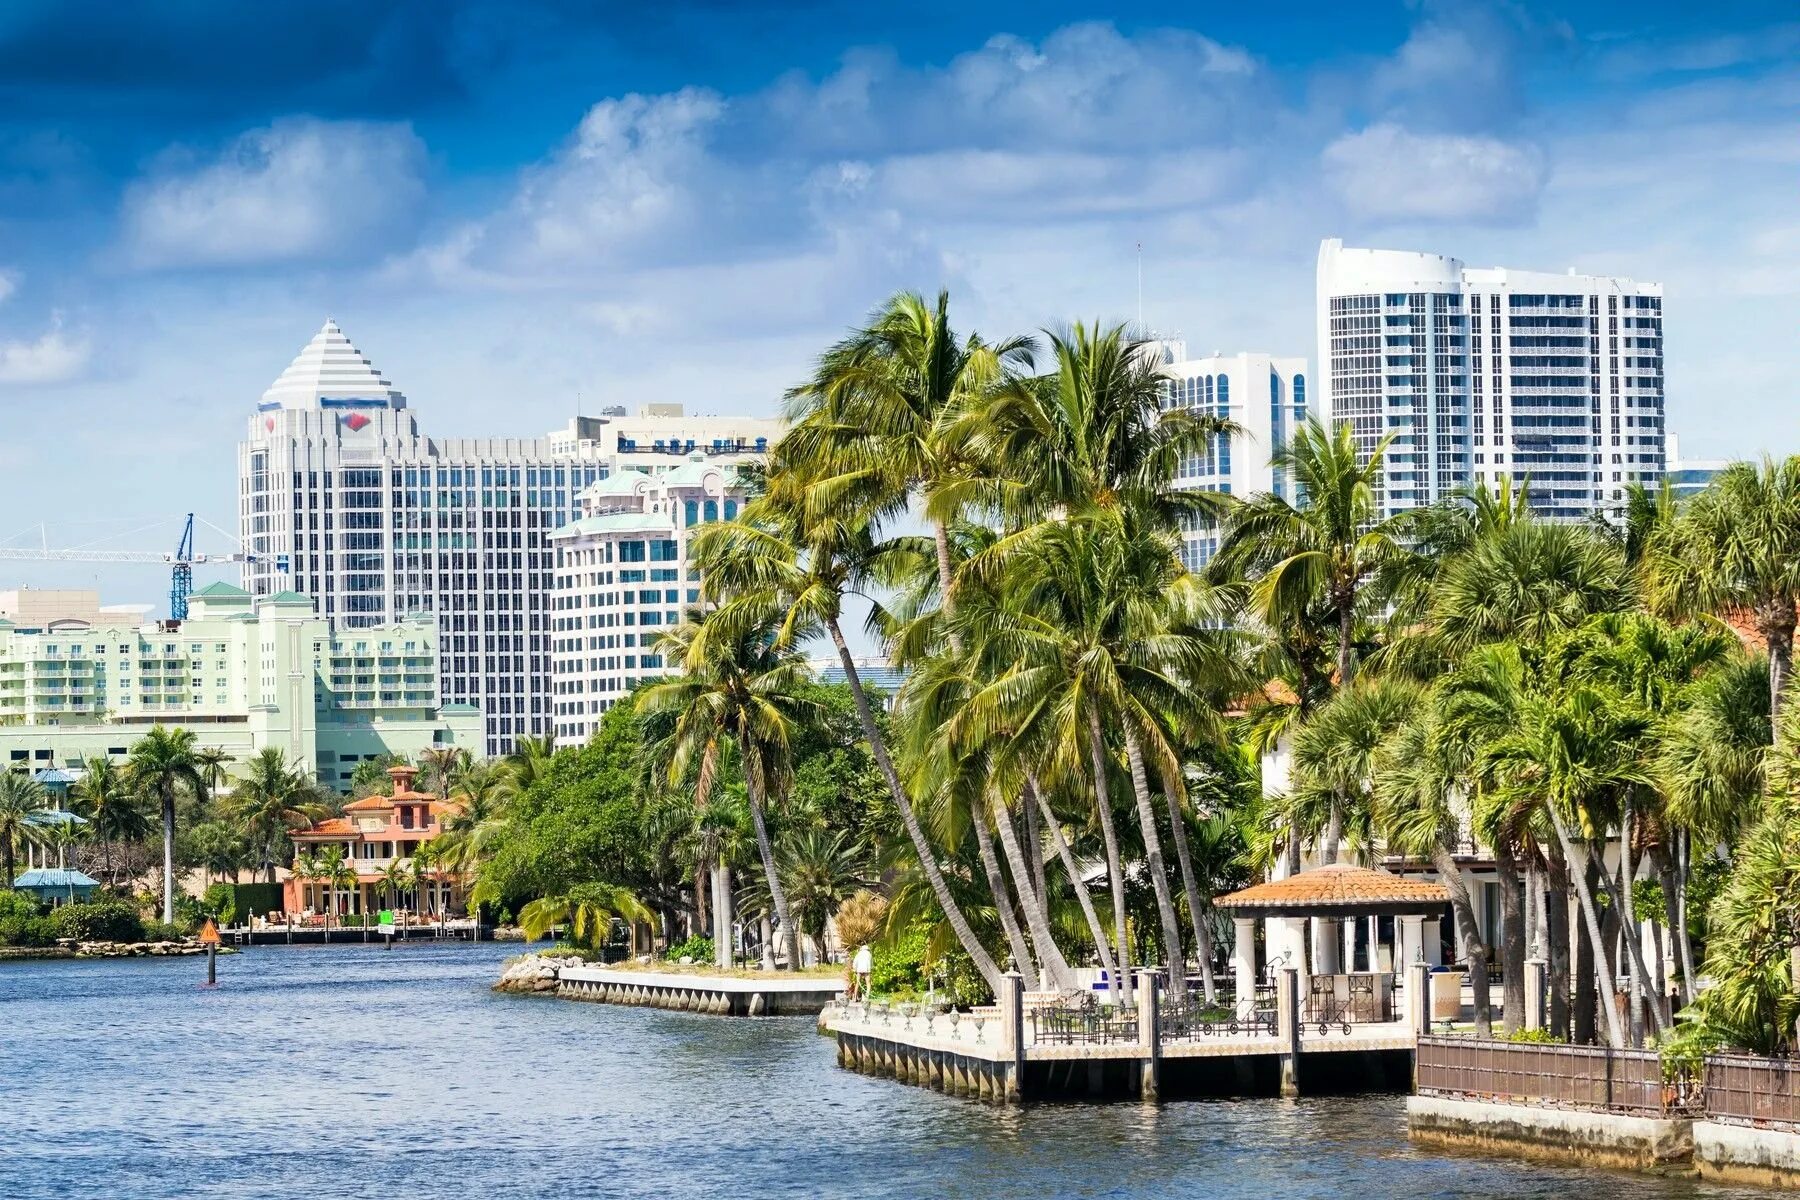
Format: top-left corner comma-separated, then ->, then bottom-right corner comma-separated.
12,867 -> 100,900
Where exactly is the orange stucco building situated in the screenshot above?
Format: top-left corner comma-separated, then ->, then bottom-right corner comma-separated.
283,765 -> 464,919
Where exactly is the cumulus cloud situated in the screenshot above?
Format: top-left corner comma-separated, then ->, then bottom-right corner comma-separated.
121,118 -> 427,269
0,315 -> 87,384
1322,123 -> 1547,224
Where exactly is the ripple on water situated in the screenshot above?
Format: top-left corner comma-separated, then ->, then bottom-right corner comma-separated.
0,945 -> 1781,1199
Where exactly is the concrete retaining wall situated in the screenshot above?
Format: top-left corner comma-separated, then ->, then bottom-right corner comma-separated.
1695,1121 -> 1800,1189
557,966 -> 843,1016
1407,1095 -> 1694,1172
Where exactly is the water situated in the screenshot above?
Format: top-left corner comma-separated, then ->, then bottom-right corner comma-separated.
0,943 -> 1778,1199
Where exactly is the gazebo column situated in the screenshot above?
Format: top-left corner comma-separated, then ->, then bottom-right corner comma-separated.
1399,915 -> 1425,969
1422,917 -> 1443,966
1310,916 -> 1340,975
1232,918 -> 1258,1019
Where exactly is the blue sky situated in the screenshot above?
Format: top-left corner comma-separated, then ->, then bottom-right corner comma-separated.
2,0 -> 1797,601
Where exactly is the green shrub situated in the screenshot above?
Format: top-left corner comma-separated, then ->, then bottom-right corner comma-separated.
1505,1027 -> 1562,1044
48,901 -> 145,944
0,910 -> 54,947
198,883 -> 238,925
664,934 -> 714,962
141,921 -> 186,942
0,891 -> 42,922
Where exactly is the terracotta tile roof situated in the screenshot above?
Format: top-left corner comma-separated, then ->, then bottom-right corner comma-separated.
343,795 -> 391,812
1218,862 -> 1450,914
299,818 -> 353,837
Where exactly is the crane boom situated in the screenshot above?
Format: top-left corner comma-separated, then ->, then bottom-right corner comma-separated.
0,512 -> 258,620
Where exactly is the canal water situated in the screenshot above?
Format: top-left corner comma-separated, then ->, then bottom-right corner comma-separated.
0,942 -> 1779,1198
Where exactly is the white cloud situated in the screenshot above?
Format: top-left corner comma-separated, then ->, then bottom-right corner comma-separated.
0,268 -> 17,305
121,119 -> 427,269
1322,123 -> 1547,224
0,316 -> 88,385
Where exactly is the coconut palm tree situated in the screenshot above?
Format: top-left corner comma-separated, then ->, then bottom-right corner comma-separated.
71,757 -> 148,886
0,772 -> 49,889
1211,418 -> 1409,690
1648,456 -> 1800,734
418,746 -> 469,798
224,748 -> 323,884
639,603 -> 823,972
694,481 -> 1007,994
127,725 -> 209,924
319,845 -> 356,938
195,746 -> 233,794
504,736 -> 557,794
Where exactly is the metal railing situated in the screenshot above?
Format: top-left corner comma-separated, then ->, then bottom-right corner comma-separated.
1160,996 -> 1276,1041
1705,1054 -> 1800,1131
1415,1036 -> 1689,1117
1030,1002 -> 1138,1046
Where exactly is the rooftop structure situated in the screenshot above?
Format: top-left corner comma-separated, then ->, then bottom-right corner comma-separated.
240,320 -> 784,754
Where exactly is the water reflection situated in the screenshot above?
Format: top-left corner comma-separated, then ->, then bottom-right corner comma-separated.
0,944 -> 1777,1199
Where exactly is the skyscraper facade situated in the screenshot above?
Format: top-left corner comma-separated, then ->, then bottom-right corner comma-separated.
1317,239 -> 1665,521
1154,343 -> 1311,569
239,320 -> 782,754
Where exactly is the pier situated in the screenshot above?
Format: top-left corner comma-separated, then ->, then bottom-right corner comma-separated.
823,964 -> 1428,1104
558,964 -> 844,1015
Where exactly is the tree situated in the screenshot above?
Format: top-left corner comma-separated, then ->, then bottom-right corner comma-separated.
640,605 -> 824,972
511,882 -> 652,953
224,748 -> 323,883
71,757 -> 148,886
127,726 -> 209,924
1212,418 -> 1409,690
418,746 -> 469,797
0,773 -> 49,889
1649,457 -> 1800,735
694,480 -> 1007,994
779,828 -> 873,964
319,845 -> 356,937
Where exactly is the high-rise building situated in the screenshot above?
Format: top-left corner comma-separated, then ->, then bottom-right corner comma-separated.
1154,343 -> 1312,569
239,319 -> 783,754
0,583 -> 478,792
547,457 -> 753,746
1317,239 -> 1665,521
1664,434 -> 1727,504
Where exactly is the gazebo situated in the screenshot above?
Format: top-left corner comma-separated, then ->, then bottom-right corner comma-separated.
1218,863 -> 1450,1023
13,867 -> 100,905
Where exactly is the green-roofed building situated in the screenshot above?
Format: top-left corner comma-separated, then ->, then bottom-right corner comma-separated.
0,587 -> 479,791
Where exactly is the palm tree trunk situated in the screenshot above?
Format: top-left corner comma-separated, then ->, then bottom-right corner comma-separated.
1764,602 -> 1795,740
990,791 -> 1075,991
1022,791 -> 1048,905
1162,787 -> 1217,1003
3,840 -> 13,890
825,619 -> 1002,994
743,767 -> 800,972
1321,799 -> 1344,865
1336,596 -> 1355,689
1122,727 -> 1184,980
970,803 -> 1038,989
161,789 -> 176,925
1676,831 -> 1698,1005
932,520 -> 959,625
1547,860 -> 1572,1039
1497,845 -> 1527,1036
1548,807 -> 1625,1047
1085,709 -> 1133,1005
1591,831 -> 1669,1039
1030,772 -> 1117,992
713,863 -> 734,970
1431,844 -> 1491,1037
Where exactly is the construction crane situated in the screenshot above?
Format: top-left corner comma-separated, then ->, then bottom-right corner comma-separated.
0,514 -> 260,620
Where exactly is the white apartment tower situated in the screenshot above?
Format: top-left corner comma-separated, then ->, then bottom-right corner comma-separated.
548,458 -> 749,746
239,319 -> 783,754
1317,239 -> 1665,521
1155,343 -> 1312,569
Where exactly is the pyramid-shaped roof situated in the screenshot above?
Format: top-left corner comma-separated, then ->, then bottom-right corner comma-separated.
194,581 -> 251,598
261,319 -> 407,411
1218,862 -> 1449,916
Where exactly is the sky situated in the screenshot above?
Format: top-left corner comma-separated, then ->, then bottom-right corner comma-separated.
1,0 -> 1797,604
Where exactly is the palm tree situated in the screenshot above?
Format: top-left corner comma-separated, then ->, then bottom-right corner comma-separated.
195,746 -> 233,794
694,482 -> 1007,995
319,845 -> 356,938
1429,518 -> 1631,660
127,725 -> 208,924
1212,418 -> 1409,689
781,288 -> 1033,620
379,858 -> 408,917
1289,676 -> 1424,868
779,828 -> 874,965
508,881 -> 652,953
504,736 -> 557,794
418,745 -> 469,797
639,604 -> 822,972
1649,456 -> 1800,733
409,842 -> 438,927
224,748 -> 323,884
71,757 -> 147,886
0,772 -> 49,888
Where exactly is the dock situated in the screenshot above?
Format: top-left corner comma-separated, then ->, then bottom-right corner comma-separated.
559,965 -> 845,1015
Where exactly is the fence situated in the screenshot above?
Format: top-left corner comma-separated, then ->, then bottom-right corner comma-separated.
1415,1036 -> 1682,1117
1705,1054 -> 1800,1131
